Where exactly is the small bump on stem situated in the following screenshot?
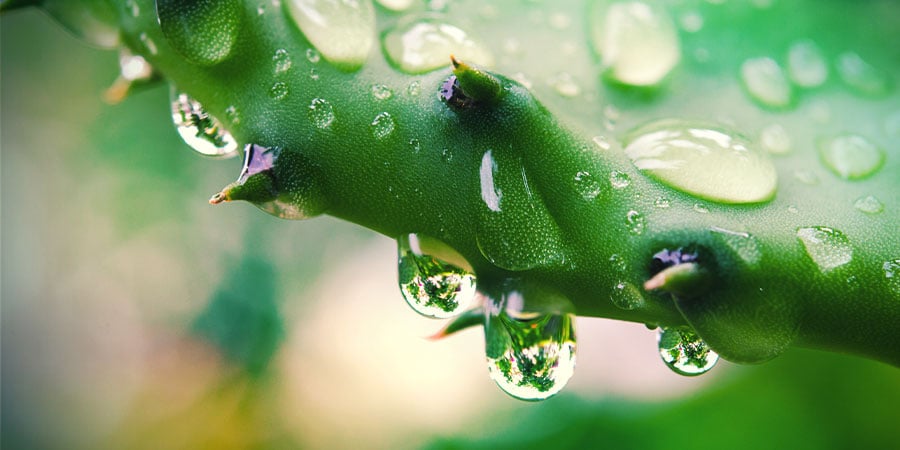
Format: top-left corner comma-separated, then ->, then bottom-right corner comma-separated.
209,190 -> 229,205
450,55 -> 503,104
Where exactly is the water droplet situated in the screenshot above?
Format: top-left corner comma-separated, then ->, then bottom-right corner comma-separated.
884,260 -> 900,295
609,254 -> 628,273
654,197 -> 670,208
609,170 -> 631,189
383,18 -> 494,74
118,49 -> 153,81
853,195 -> 884,214
170,89 -> 238,158
836,52 -> 891,97
549,12 -> 571,30
157,0 -> 241,65
679,11 -> 703,33
592,135 -> 612,151
573,171 -> 602,201
225,105 -> 240,124
139,33 -> 158,55
309,68 -> 320,80
285,0 -> 375,70
624,120 -> 777,204
693,204 -> 709,214
269,81 -> 289,100
759,123 -> 791,155
409,138 -> 421,153
397,234 -> 476,319
547,72 -> 581,98
273,48 -> 292,73
306,48 -> 321,63
626,210 -> 645,235
485,287 -> 576,401
793,170 -> 820,185
590,0 -> 680,86
787,40 -> 827,88
375,0 -> 413,11
818,134 -> 884,180
370,112 -> 395,139
611,282 -> 643,310
657,326 -> 719,376
787,205 -> 799,214
477,150 -> 566,271
710,226 -> 761,265
797,226 -> 853,272
307,98 -> 335,129
407,80 -> 421,96
740,57 -> 793,108
371,84 -> 393,100
511,72 -> 533,90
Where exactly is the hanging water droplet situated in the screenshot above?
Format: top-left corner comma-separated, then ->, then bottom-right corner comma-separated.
740,57 -> 793,108
624,120 -> 777,204
306,48 -> 321,63
611,282 -> 643,310
269,81 -> 289,101
657,326 -> 719,376
654,197 -> 670,208
836,52 -> 891,97
759,123 -> 792,155
797,226 -> 853,272
307,98 -> 335,129
884,260 -> 900,295
590,0 -> 680,86
853,195 -> 884,215
710,226 -> 762,265
170,88 -> 239,158
609,170 -> 631,189
383,18 -> 494,74
547,72 -> 581,98
156,0 -> 241,66
787,40 -> 827,88
397,234 -> 477,319
371,84 -> 393,100
285,0 -> 375,70
484,287 -> 576,401
818,134 -> 884,180
375,0 -> 413,11
273,48 -> 292,73
625,210 -> 645,235
573,171 -> 602,201
370,112 -> 396,139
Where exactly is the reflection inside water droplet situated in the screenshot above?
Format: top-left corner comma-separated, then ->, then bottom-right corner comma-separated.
170,88 -> 238,158
657,326 -> 719,376
397,234 -> 477,319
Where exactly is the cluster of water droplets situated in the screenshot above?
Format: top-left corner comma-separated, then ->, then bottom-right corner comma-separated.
169,88 -> 239,158
396,234 -> 477,319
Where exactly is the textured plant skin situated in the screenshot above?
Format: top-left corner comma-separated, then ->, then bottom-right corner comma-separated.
8,0 -> 898,366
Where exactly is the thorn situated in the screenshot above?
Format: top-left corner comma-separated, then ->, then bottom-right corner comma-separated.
448,56 -> 502,104
450,54 -> 461,69
644,262 -> 709,297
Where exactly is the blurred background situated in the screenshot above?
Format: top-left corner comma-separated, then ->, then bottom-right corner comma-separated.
2,4 -> 899,450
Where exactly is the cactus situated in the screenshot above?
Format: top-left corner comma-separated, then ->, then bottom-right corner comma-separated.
4,0 -> 897,400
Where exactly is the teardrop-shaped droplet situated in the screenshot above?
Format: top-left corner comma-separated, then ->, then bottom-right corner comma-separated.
818,134 -> 884,180
156,0 -> 241,66
383,18 -> 494,74
836,52 -> 891,97
853,195 -> 884,215
787,40 -> 827,88
624,120 -> 777,204
710,226 -> 762,266
590,0 -> 680,86
797,226 -> 853,272
611,282 -> 644,310
740,57 -> 793,108
307,98 -> 335,129
484,286 -> 576,401
397,234 -> 477,319
285,0 -> 375,70
170,88 -> 239,158
370,112 -> 396,139
476,149 -> 566,271
657,326 -> 719,376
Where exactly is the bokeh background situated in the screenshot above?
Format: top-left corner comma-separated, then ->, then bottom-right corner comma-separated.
2,5 -> 899,450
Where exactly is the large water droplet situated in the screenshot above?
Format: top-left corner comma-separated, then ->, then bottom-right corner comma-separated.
590,1 -> 680,86
853,195 -> 884,215
307,98 -> 335,129
787,40 -> 827,88
657,326 -> 719,376
740,57 -> 793,108
836,52 -> 891,97
477,150 -> 566,271
573,171 -> 602,201
624,120 -> 777,204
170,89 -> 238,158
759,123 -> 792,155
370,112 -> 396,139
797,226 -> 853,272
884,260 -> 900,295
611,282 -> 644,310
156,0 -> 241,66
710,226 -> 762,265
818,134 -> 884,180
383,18 -> 494,74
484,287 -> 576,401
397,234 -> 477,319
285,0 -> 375,70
